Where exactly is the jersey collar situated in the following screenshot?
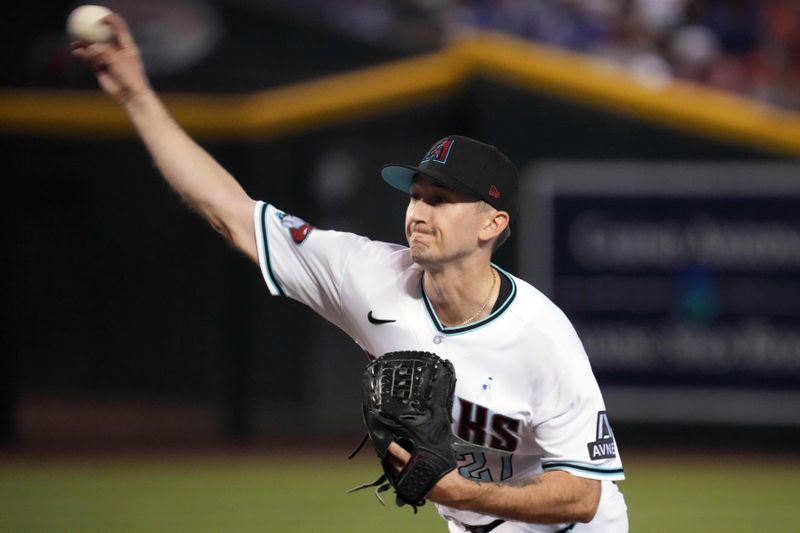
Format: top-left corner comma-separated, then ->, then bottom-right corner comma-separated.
421,264 -> 516,334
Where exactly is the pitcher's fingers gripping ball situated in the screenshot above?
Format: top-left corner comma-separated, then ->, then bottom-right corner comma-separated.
349,351 -> 457,512
69,9 -> 139,56
69,11 -> 149,106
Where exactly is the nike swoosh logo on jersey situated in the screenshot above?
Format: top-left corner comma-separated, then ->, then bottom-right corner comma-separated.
368,311 -> 396,325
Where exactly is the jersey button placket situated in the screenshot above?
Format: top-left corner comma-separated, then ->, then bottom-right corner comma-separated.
433,335 -> 443,345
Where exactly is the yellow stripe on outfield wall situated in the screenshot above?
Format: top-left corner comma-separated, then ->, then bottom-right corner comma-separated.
0,50 -> 467,140
452,33 -> 800,157
2,31 -> 800,155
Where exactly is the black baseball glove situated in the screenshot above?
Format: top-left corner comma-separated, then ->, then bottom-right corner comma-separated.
348,351 -> 457,511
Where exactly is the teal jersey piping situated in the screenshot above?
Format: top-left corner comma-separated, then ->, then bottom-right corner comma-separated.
260,203 -> 286,297
542,461 -> 625,477
422,264 -> 517,335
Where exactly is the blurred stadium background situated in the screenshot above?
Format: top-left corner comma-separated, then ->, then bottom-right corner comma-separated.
2,1 -> 800,531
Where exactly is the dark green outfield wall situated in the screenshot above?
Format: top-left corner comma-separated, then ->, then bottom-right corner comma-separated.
1,65 -> 792,448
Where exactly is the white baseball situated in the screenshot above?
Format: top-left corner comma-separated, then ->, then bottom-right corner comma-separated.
67,5 -> 114,43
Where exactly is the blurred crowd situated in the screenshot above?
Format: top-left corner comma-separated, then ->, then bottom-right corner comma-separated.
273,0 -> 800,111
20,1 -> 800,111
449,0 -> 800,110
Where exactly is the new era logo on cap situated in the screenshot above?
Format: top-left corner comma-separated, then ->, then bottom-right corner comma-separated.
381,135 -> 519,222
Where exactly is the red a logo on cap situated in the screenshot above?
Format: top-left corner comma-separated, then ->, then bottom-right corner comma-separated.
489,185 -> 501,199
421,137 -> 455,164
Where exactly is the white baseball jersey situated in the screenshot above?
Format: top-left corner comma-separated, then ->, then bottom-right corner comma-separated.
254,202 -> 628,532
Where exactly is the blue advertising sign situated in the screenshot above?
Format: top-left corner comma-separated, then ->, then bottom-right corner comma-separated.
521,163 -> 800,425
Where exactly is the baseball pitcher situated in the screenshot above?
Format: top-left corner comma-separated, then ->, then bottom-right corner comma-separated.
73,12 -> 628,532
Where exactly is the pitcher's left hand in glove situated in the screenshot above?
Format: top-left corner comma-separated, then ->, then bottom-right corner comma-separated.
349,350 -> 457,511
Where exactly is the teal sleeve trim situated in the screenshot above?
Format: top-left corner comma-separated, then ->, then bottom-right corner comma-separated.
259,202 -> 286,297
542,461 -> 624,477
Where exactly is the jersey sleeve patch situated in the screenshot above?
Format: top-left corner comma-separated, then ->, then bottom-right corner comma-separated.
586,411 -> 618,460
275,210 -> 314,244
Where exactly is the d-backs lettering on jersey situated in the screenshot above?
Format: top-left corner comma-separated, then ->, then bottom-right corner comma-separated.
455,397 -> 521,452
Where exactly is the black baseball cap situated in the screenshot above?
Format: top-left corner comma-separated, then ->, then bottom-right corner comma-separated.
381,135 -> 519,222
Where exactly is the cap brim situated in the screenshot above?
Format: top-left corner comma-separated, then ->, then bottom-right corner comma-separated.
381,164 -> 479,198
381,164 -> 419,193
